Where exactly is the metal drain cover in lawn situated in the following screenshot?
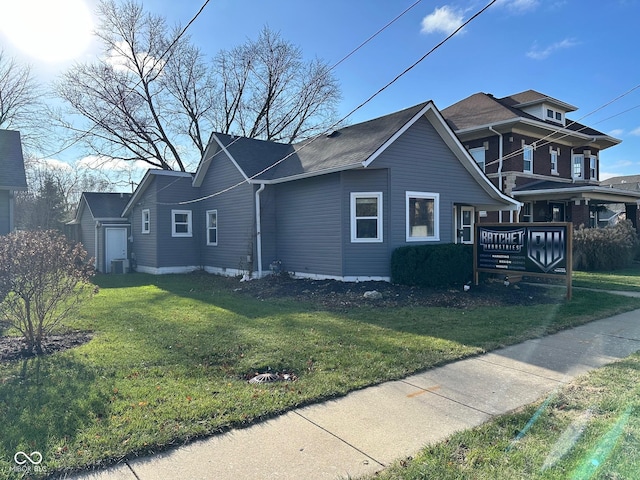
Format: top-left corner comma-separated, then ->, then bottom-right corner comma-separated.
249,373 -> 280,383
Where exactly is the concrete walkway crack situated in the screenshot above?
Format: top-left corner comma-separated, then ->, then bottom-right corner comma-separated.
292,411 -> 387,468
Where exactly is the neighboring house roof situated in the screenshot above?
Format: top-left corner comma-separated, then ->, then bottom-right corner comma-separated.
70,192 -> 133,224
441,91 -> 620,150
600,175 -> 640,191
194,101 -> 520,210
0,129 -> 27,190
122,169 -> 194,217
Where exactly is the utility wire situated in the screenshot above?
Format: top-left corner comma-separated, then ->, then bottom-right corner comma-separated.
44,0 -> 211,160
175,0 -> 500,205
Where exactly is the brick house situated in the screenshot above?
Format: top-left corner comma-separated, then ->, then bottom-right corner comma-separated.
442,90 -> 640,229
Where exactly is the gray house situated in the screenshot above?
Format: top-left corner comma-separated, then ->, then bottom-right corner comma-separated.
68,192 -> 132,273
0,130 -> 27,235
119,101 -> 520,280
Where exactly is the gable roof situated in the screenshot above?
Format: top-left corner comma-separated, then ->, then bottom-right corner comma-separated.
122,169 -> 194,216
83,192 -> 132,219
441,91 -> 620,149
0,129 -> 27,190
193,101 -> 519,210
194,102 -> 432,185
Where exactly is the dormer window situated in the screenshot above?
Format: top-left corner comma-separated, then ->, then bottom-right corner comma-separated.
546,107 -> 564,124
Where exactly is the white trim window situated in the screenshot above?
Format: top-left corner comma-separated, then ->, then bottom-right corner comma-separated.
589,155 -> 597,180
523,144 -> 533,173
206,210 -> 218,245
141,209 -> 150,234
171,209 -> 192,237
573,154 -> 584,179
406,191 -> 439,242
550,148 -> 559,175
469,147 -> 486,172
350,192 -> 383,242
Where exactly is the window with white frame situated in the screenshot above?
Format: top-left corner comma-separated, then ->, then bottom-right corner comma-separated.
573,154 -> 584,179
469,147 -> 486,172
406,191 -> 439,241
206,210 -> 218,245
142,209 -> 150,234
523,144 -> 533,173
550,148 -> 559,174
350,192 -> 383,242
589,155 -> 597,180
522,202 -> 532,222
171,209 -> 192,237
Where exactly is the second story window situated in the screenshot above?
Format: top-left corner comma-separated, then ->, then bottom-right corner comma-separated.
550,148 -> 558,174
589,155 -> 597,180
469,147 -> 486,172
573,154 -> 584,179
523,145 -> 533,173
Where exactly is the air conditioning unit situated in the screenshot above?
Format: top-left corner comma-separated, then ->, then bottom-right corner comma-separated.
111,259 -> 129,274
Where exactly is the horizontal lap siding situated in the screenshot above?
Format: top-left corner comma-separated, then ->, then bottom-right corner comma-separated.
131,184 -> 159,268
274,174 -> 342,276
156,176 -> 201,268
0,191 -> 9,235
199,158 -> 256,272
374,117 -> 500,250
79,203 -> 96,262
341,169 -> 390,277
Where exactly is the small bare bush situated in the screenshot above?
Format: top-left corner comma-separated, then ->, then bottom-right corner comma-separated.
573,220 -> 639,271
0,230 -> 95,354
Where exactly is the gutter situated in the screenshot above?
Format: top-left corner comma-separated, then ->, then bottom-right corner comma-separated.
489,126 -> 503,191
255,183 -> 266,278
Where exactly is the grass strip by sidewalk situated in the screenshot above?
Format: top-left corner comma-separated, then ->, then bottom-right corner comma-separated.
1,273 -> 640,479
368,351 -> 640,480
573,264 -> 640,292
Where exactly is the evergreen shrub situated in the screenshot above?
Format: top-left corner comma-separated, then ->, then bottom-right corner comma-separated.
391,243 -> 473,287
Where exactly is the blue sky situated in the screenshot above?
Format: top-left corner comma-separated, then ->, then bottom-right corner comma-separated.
1,0 -> 639,179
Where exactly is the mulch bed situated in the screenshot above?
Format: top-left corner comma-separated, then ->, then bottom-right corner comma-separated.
232,274 -> 558,311
0,325 -> 92,363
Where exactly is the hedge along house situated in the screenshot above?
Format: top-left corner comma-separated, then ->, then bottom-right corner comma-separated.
68,192 -> 133,273
121,101 -> 520,280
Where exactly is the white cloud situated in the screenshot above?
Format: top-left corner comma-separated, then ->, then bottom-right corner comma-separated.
494,0 -> 540,13
526,38 -> 580,60
630,126 -> 640,136
31,157 -> 73,171
77,155 -> 149,172
608,128 -> 625,137
420,6 -> 466,36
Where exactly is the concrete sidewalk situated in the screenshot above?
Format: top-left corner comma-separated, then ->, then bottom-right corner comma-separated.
67,307 -> 640,480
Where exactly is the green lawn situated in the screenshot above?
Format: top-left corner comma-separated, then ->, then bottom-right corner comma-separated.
573,264 -> 640,291
367,352 -> 640,480
1,272 -> 640,479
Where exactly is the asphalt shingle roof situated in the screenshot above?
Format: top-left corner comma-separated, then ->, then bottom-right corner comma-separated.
0,129 -> 27,189
82,192 -> 132,219
213,102 -> 431,181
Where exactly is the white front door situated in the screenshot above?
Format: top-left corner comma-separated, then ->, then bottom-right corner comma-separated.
460,207 -> 474,244
105,227 -> 127,273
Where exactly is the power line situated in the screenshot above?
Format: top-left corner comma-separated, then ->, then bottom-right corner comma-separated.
44,0 -> 212,160
175,0 -> 500,205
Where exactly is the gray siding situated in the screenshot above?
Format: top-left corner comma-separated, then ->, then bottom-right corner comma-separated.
374,117 -> 499,250
0,190 -> 9,235
199,157 -> 256,273
274,174 -> 343,276
340,169 -> 390,278
79,202 -> 97,267
131,183 -> 159,269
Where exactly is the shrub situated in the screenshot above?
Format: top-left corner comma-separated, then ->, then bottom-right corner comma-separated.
573,220 -> 639,271
0,230 -> 95,354
391,243 -> 473,287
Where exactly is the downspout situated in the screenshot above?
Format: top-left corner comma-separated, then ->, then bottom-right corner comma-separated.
255,183 -> 266,278
489,126 -> 505,222
95,221 -> 100,271
489,126 -> 504,191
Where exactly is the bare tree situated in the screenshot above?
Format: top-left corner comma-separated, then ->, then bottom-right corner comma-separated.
214,27 -> 341,143
0,48 -> 45,150
55,1 -> 341,172
0,230 -> 95,355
